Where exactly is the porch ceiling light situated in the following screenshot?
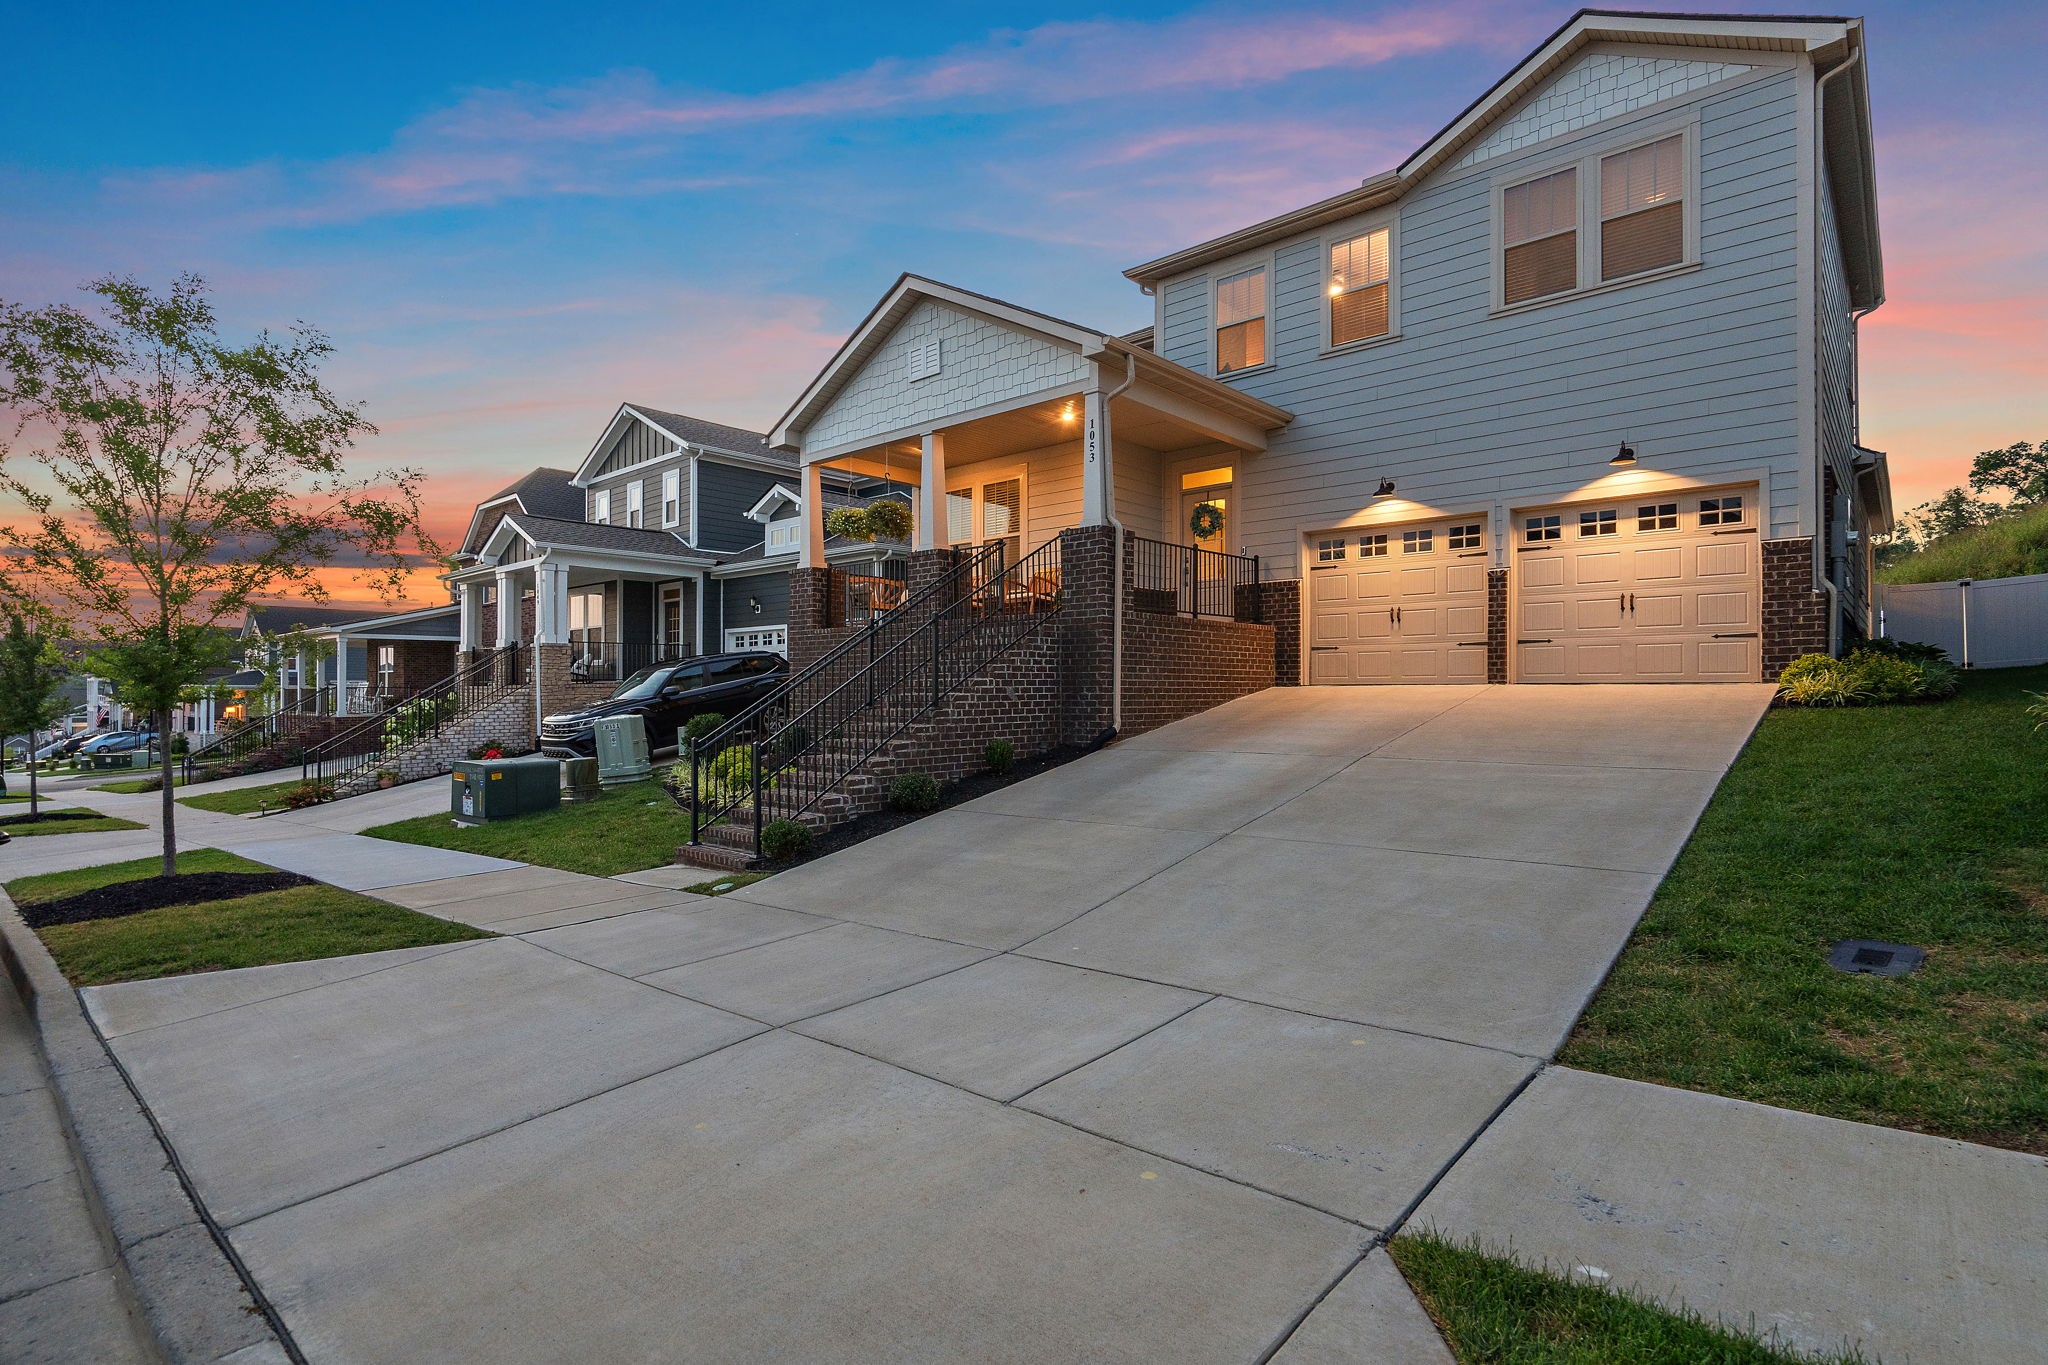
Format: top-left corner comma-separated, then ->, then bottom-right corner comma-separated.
1373,478 -> 1396,498
1059,404 -> 1078,423
1610,442 -> 1638,467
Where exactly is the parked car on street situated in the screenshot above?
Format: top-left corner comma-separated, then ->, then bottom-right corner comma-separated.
78,730 -> 155,756
538,653 -> 788,759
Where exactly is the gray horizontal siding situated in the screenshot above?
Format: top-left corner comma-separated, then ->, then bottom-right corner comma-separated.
1155,65 -> 1811,577
696,460 -> 791,554
718,571 -> 790,642
585,455 -> 687,532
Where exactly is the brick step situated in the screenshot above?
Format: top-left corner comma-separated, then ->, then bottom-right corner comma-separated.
674,842 -> 754,872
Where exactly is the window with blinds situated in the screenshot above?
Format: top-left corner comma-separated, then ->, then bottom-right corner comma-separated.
1215,266 -> 1267,373
1328,227 -> 1390,346
1600,135 -> 1684,281
1502,167 -> 1578,305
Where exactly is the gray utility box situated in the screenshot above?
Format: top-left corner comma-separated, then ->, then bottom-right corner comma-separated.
451,754 -> 561,824
591,714 -> 652,787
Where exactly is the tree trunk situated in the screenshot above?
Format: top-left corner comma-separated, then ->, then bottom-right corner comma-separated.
159,709 -> 177,878
26,738 -> 39,818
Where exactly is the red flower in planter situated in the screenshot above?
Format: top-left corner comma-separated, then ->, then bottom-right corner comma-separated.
482,746 -> 504,760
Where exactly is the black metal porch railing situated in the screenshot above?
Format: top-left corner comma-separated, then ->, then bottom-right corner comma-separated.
844,560 -> 910,627
562,640 -> 693,685
180,689 -> 328,783
300,645 -> 527,792
1129,535 -> 1262,622
687,537 -> 1064,850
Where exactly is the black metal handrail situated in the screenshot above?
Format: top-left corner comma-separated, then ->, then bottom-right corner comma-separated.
1129,535 -> 1262,622
688,535 -> 1062,850
301,645 -> 526,791
180,689 -> 328,782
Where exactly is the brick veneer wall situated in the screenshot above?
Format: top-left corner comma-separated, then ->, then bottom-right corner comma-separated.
1762,536 -> 1829,678
1119,610 -> 1275,735
1486,569 -> 1509,684
1260,580 -> 1302,686
389,639 -> 455,698
786,568 -> 835,669
535,643 -> 616,726
1058,525 -> 1118,745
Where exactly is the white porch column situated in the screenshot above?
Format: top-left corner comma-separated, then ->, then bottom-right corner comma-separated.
914,431 -> 950,550
458,582 -> 484,650
333,635 -> 350,712
1081,389 -> 1115,526
494,569 -> 520,645
798,460 -> 828,570
535,563 -> 571,645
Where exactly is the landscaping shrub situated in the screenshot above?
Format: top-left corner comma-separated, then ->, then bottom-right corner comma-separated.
679,712 -> 726,753
383,692 -> 456,751
759,818 -> 813,861
1775,647 -> 1959,707
1855,636 -> 1951,663
984,738 -> 1015,776
704,744 -> 758,802
887,771 -> 940,812
281,782 -> 333,809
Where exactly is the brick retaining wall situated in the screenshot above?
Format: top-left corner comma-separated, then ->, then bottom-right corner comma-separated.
1762,536 -> 1828,678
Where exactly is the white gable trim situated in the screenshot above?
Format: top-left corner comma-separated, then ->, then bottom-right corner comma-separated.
478,517 -> 542,564
745,484 -> 803,523
571,405 -> 685,487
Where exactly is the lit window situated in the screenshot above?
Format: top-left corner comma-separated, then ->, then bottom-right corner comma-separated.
1402,528 -> 1434,554
1315,537 -> 1347,562
1600,135 -> 1685,282
1180,466 -> 1233,490
592,490 -> 611,524
1638,502 -> 1678,532
1503,167 -> 1578,305
1699,495 -> 1744,526
1525,515 -> 1562,542
1359,534 -> 1389,557
661,469 -> 680,527
1447,523 -> 1482,550
1215,266 -> 1267,373
1328,227 -> 1391,347
1579,509 -> 1618,537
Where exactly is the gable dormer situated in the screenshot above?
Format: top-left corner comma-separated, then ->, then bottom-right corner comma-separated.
746,484 -> 806,555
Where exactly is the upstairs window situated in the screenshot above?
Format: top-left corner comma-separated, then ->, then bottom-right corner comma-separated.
592,490 -> 611,525
1502,167 -> 1578,305
1328,227 -> 1391,347
1601,135 -> 1685,281
661,469 -> 680,528
1215,266 -> 1267,374
625,482 -> 644,529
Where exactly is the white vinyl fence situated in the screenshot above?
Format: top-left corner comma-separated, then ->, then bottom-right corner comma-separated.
1880,573 -> 2048,669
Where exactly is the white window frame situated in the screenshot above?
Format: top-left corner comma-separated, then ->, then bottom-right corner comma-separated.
1489,115 -> 1700,316
660,468 -> 680,528
943,461 -> 1030,559
625,481 -> 644,529
1321,217 -> 1400,353
765,517 -> 802,553
591,489 -> 611,525
1211,258 -> 1274,378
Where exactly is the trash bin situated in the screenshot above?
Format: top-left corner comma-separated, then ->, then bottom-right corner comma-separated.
560,756 -> 603,804
591,714 -> 652,787
451,754 -> 562,824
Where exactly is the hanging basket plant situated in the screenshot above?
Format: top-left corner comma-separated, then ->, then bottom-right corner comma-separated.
1188,502 -> 1225,540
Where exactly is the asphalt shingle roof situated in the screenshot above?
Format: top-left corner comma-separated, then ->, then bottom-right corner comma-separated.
627,405 -> 790,465
486,467 -> 584,520
244,603 -> 387,635
501,514 -> 709,559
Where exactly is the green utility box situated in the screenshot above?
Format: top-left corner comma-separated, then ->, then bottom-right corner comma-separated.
451,754 -> 561,824
591,714 -> 652,787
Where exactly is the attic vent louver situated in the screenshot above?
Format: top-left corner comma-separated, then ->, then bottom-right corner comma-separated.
907,339 -> 942,383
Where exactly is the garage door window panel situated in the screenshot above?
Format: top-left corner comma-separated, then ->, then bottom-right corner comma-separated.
1637,502 -> 1679,532
1578,509 -> 1617,537
1525,515 -> 1561,543
1699,495 -> 1744,526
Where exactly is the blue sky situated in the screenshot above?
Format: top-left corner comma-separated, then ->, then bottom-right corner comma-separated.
3,2 -> 2043,591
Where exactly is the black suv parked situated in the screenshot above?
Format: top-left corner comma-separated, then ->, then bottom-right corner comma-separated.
538,652 -> 788,759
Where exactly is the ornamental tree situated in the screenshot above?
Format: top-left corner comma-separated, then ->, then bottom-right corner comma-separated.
0,274 -> 437,875
0,606 -> 69,815
1969,438 -> 2048,509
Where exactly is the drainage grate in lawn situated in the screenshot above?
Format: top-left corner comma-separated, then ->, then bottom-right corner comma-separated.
1827,939 -> 1926,977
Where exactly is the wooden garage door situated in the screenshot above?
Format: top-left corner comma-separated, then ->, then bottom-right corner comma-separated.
1308,516 -> 1490,683
1514,488 -> 1758,682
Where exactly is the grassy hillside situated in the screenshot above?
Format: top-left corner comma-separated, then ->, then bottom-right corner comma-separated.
1881,502 -> 2048,585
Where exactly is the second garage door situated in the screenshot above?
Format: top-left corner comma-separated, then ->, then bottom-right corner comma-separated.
1514,487 -> 1759,682
1308,515 -> 1491,683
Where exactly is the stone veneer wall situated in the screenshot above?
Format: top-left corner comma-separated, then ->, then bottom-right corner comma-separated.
1762,536 -> 1829,678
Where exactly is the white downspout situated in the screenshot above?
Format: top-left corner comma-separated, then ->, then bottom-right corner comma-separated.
1813,45 -> 1863,656
1103,350 -> 1139,736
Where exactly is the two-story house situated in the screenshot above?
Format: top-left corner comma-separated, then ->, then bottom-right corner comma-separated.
447,402 -> 907,683
774,9 -> 1887,689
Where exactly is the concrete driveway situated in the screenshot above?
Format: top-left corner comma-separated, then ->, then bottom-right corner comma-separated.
82,684 -> 1771,1363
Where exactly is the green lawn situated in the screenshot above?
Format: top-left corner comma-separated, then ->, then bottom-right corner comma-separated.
6,849 -> 488,987
363,780 -> 688,877
177,777 -> 310,815
1561,665 -> 2048,1154
0,805 -> 147,836
1388,1233 -> 1864,1364
93,775 -> 190,793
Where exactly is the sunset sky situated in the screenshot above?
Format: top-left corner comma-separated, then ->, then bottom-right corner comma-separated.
3,2 -> 2042,606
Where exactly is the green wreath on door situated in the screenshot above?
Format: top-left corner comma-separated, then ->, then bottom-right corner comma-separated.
1188,502 -> 1225,541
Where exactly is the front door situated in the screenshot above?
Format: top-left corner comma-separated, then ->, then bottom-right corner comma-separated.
1179,474 -> 1231,550
658,583 -> 690,657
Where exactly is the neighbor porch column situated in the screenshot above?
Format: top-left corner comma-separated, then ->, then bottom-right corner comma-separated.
535,562 -> 570,645
458,581 -> 484,650
914,431 -> 950,550
798,459 -> 828,570
495,568 -> 521,645
1081,389 -> 1115,526
333,635 -> 350,713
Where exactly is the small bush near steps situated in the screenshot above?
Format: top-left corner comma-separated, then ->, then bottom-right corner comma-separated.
984,738 -> 1015,776
887,772 -> 940,812
282,782 -> 334,810
759,818 -> 813,861
1777,641 -> 1959,708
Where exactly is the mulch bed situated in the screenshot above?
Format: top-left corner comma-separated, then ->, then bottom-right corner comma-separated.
0,810 -> 103,828
20,871 -> 317,929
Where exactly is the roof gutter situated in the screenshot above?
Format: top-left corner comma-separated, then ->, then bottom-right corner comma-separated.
1813,42 -> 1864,656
